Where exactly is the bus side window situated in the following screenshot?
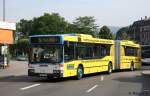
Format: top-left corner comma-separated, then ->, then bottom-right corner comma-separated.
93,44 -> 110,58
124,47 -> 138,56
77,47 -> 85,59
100,45 -> 111,57
64,44 -> 75,61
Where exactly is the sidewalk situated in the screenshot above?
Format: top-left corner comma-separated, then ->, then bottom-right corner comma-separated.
0,60 -> 28,78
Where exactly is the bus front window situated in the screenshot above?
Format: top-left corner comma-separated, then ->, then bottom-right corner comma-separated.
29,45 -> 63,64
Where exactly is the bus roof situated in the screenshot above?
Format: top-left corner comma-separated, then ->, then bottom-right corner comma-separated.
120,40 -> 140,48
29,34 -> 140,46
64,34 -> 114,44
30,34 -> 114,44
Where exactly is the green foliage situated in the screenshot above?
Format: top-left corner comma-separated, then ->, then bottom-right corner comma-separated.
9,39 -> 29,56
17,39 -> 29,54
16,13 -> 99,37
32,13 -> 69,35
17,13 -> 69,37
116,27 -> 129,40
9,44 -> 16,58
98,26 -> 113,39
16,19 -> 32,37
70,16 -> 98,37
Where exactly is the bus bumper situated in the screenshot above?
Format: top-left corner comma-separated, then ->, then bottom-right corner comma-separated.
28,69 -> 63,78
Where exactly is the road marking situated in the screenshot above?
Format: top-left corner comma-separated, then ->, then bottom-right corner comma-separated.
86,85 -> 98,93
20,84 -> 40,90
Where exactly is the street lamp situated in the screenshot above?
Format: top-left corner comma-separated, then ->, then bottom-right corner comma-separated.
3,0 -> 5,21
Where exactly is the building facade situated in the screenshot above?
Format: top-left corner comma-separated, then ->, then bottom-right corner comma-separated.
0,21 -> 16,68
129,16 -> 150,45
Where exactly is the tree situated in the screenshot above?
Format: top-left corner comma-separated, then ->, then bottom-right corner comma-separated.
70,16 -> 98,37
9,38 -> 29,57
116,27 -> 129,40
16,19 -> 33,38
17,38 -> 29,55
98,26 -> 113,39
16,13 -> 69,37
30,13 -> 69,35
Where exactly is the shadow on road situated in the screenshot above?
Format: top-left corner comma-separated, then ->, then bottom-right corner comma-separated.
0,75 -> 74,83
0,70 -> 144,84
0,71 -> 109,83
113,75 -> 148,83
113,75 -> 150,96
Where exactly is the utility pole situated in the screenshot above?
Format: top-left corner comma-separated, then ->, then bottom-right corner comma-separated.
3,0 -> 5,21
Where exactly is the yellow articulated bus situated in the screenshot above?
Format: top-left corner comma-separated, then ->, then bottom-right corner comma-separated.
28,34 -> 141,79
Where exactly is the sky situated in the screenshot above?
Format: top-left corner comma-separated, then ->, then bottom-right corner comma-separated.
0,0 -> 150,27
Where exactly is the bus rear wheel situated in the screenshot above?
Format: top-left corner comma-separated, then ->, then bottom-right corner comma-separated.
108,63 -> 112,74
76,66 -> 83,80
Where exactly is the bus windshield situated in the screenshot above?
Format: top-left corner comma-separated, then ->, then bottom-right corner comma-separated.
29,45 -> 63,64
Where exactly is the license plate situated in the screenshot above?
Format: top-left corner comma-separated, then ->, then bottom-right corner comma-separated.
39,74 -> 47,77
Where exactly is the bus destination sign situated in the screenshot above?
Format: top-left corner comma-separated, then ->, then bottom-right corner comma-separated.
30,36 -> 61,44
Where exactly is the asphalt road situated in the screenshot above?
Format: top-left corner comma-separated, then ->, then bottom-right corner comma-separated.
0,61 -> 150,96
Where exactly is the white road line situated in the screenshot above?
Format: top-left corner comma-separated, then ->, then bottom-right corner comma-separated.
86,85 -> 98,93
20,84 -> 40,90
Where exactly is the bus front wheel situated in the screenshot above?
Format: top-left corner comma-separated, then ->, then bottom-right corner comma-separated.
76,66 -> 83,80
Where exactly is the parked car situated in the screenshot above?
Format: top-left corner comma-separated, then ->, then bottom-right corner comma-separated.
141,58 -> 150,65
16,55 -> 28,61
141,51 -> 150,65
